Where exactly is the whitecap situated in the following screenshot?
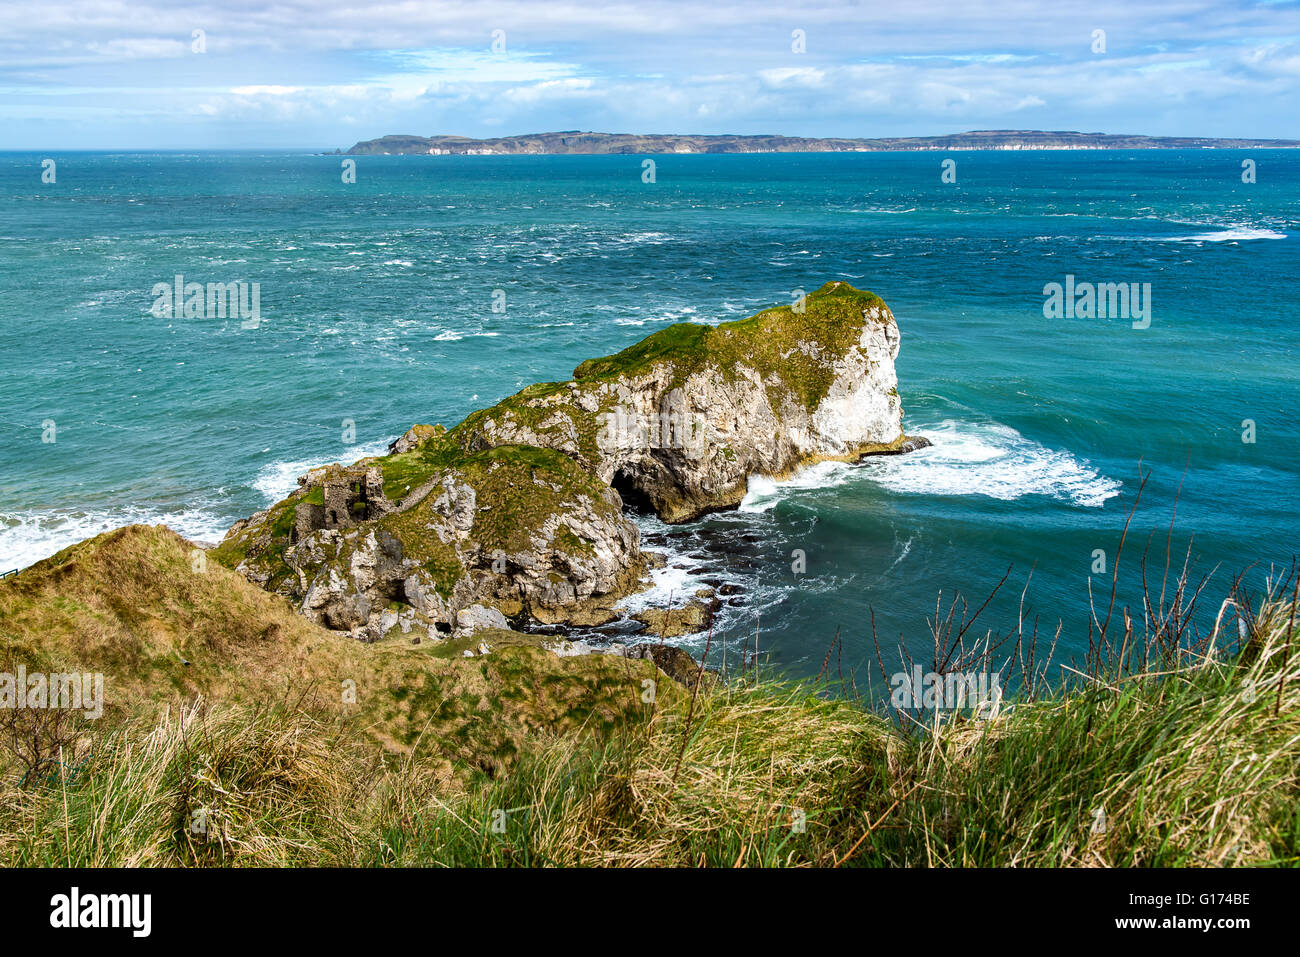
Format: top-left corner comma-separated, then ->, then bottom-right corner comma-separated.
1146,228 -> 1287,243
0,504 -> 232,573
859,420 -> 1121,507
614,231 -> 672,245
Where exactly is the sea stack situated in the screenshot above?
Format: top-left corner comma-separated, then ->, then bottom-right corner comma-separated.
213,281 -> 925,640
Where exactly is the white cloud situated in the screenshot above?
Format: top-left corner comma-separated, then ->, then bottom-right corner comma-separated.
229,85 -> 303,95
758,67 -> 827,89
2,0 -> 1299,146
85,37 -> 187,59
501,78 -> 596,104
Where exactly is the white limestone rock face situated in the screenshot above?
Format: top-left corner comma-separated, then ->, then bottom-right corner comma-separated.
455,282 -> 917,522
804,306 -> 902,456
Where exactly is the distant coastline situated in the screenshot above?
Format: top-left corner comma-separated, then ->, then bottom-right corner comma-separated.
343,129 -> 1300,155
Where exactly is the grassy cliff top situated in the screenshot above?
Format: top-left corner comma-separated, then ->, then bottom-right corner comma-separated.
3,527 -> 1297,868
1,525 -> 662,766
4,522 -> 1297,867
372,439 -> 605,510
572,281 -> 889,403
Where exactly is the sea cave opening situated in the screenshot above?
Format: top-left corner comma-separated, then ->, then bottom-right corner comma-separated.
610,469 -> 656,515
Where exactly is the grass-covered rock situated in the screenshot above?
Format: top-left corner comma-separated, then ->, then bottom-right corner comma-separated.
214,439 -> 645,642
214,281 -> 925,640
449,281 -> 920,521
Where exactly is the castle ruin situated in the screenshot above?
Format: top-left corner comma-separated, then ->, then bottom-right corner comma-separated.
294,465 -> 393,539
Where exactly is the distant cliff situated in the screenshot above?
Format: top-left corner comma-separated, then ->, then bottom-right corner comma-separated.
344,129 -> 1300,155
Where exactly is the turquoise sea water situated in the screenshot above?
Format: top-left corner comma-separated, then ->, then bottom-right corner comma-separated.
1,150 -> 1297,688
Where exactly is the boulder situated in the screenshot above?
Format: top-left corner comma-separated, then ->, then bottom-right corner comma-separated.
455,604 -> 510,635
623,643 -> 708,687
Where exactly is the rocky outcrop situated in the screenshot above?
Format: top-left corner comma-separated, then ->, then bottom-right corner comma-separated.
622,643 -> 710,687
633,602 -> 712,638
214,281 -> 923,640
214,445 -> 646,643
448,281 -> 919,521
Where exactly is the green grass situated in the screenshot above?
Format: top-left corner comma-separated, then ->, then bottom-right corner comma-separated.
573,322 -> 713,383
572,281 -> 889,410
4,579 -> 1296,866
6,452 -> 1296,868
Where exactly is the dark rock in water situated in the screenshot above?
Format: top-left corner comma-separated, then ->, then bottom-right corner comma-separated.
592,618 -> 648,639
718,583 -> 743,596
701,577 -> 724,588
712,540 -> 751,557
695,589 -> 723,613
727,597 -> 746,607
861,434 -> 932,457
633,601 -> 711,637
623,643 -> 708,687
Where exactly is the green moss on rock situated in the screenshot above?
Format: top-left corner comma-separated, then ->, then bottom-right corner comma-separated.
573,281 -> 887,410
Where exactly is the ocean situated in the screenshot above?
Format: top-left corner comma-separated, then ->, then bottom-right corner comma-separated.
2,149 -> 1297,690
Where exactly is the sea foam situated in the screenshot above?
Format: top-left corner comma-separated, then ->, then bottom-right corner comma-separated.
858,420 -> 1121,507
1151,227 -> 1287,243
0,504 -> 232,573
733,421 -> 1120,511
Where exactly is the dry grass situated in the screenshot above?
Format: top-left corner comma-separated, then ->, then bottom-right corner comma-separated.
2,606 -> 1295,867
1,523 -> 1296,867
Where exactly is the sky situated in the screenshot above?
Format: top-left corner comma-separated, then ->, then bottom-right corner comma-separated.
2,0 -> 1299,149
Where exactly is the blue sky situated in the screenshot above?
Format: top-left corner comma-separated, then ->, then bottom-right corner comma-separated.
2,0 -> 1299,148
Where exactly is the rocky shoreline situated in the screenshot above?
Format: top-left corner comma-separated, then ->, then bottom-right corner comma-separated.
211,281 -> 928,648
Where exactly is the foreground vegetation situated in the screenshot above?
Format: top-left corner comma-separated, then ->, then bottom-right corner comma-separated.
1,525 -> 1297,867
